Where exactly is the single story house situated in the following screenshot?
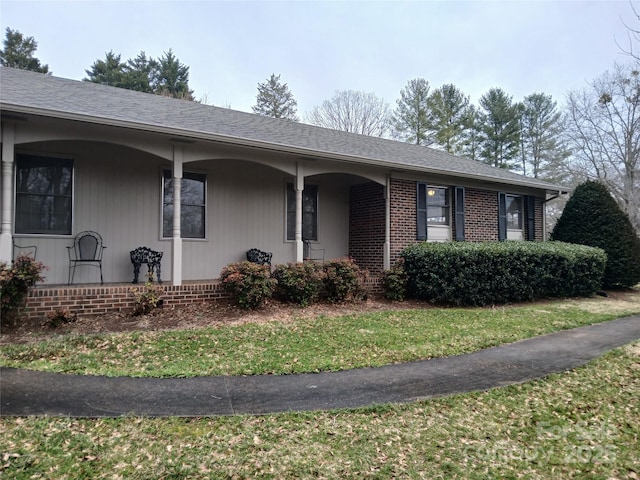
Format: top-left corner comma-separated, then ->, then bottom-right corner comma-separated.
0,67 -> 567,315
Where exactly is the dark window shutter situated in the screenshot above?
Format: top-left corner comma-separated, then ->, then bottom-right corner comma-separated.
417,182 -> 427,241
454,186 -> 465,241
498,192 -> 507,241
526,195 -> 536,241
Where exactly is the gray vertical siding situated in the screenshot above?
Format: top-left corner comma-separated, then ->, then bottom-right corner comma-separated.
10,142 -> 358,284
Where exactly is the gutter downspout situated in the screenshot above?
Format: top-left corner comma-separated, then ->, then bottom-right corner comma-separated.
542,190 -> 568,240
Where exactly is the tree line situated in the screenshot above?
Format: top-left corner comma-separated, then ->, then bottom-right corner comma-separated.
1,17 -> 638,233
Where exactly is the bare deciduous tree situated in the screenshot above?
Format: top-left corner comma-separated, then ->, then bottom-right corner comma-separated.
617,2 -> 640,61
306,90 -> 391,137
563,62 -> 640,232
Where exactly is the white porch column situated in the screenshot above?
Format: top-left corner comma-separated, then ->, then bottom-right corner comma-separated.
0,123 -> 15,262
171,147 -> 183,286
383,174 -> 391,270
295,162 -> 304,262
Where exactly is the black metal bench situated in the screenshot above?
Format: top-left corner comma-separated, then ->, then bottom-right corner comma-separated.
246,248 -> 272,266
130,247 -> 163,284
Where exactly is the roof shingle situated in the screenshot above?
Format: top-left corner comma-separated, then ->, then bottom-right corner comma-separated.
0,67 -> 565,192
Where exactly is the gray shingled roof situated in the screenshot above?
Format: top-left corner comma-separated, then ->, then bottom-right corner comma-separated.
0,67 -> 566,193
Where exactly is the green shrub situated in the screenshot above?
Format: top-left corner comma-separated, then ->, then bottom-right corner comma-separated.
273,262 -> 325,306
382,260 -> 408,301
551,180 -> 640,289
219,261 -> 276,309
400,241 -> 606,306
322,258 -> 369,303
0,255 -> 47,324
130,275 -> 164,316
44,307 -> 77,328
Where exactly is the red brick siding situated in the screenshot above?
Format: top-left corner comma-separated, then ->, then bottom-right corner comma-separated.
349,182 -> 385,274
388,182 -> 545,262
20,282 -> 228,320
464,188 -> 500,241
389,178 -> 418,264
534,197 -> 544,240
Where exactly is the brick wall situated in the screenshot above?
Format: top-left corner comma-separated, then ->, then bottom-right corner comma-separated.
534,197 -> 544,240
389,178 -> 418,264
18,183 -> 544,320
464,188 -> 500,242
387,182 -> 545,263
20,282 -> 228,320
349,182 -> 385,274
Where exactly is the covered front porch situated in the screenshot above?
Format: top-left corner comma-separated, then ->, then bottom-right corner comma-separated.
1,116 -> 392,289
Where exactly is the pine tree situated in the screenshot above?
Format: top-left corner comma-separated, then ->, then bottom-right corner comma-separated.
392,78 -> 432,145
519,93 -> 568,178
252,74 -> 299,120
477,88 -> 521,169
123,51 -> 157,93
154,49 -> 194,100
427,84 -> 470,154
84,51 -> 127,87
551,180 -> 640,289
0,28 -> 49,73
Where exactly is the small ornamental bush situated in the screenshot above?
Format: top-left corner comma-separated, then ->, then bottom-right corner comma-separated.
382,260 -> 408,301
551,180 -> 640,289
322,258 -> 369,303
130,275 -> 164,316
44,307 -> 77,328
220,261 -> 276,309
273,262 -> 325,307
0,255 -> 47,324
401,241 -> 606,306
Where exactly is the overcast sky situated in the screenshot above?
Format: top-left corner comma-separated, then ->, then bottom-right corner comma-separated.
1,0 -> 637,117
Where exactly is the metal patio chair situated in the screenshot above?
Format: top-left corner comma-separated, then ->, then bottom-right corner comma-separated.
246,248 -> 273,266
13,241 -> 37,260
303,240 -> 325,262
67,231 -> 106,285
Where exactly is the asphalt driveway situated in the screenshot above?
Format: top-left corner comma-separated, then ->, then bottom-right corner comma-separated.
1,315 -> 639,417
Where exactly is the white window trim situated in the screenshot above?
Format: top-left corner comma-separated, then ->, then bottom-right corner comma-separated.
160,167 -> 207,241
506,194 -> 523,237
14,152 -> 75,236
418,184 -> 452,242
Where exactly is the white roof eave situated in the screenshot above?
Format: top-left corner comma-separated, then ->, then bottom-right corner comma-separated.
1,102 -> 570,196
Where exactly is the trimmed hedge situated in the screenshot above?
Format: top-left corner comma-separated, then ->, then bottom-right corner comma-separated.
551,180 -> 640,289
400,241 -> 607,306
219,261 -> 277,309
220,258 -> 369,309
322,258 -> 369,303
273,262 -> 325,307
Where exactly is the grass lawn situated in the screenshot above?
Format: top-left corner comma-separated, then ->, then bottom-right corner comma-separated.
1,292 -> 639,478
0,342 -> 638,479
1,294 -> 640,377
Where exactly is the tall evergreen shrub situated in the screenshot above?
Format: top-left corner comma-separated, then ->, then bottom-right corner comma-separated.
551,181 -> 640,289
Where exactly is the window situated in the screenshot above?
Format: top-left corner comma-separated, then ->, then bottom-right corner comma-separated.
506,195 -> 522,230
162,170 -> 206,238
286,183 -> 317,241
15,154 -> 73,235
499,192 -> 526,241
417,183 -> 450,240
